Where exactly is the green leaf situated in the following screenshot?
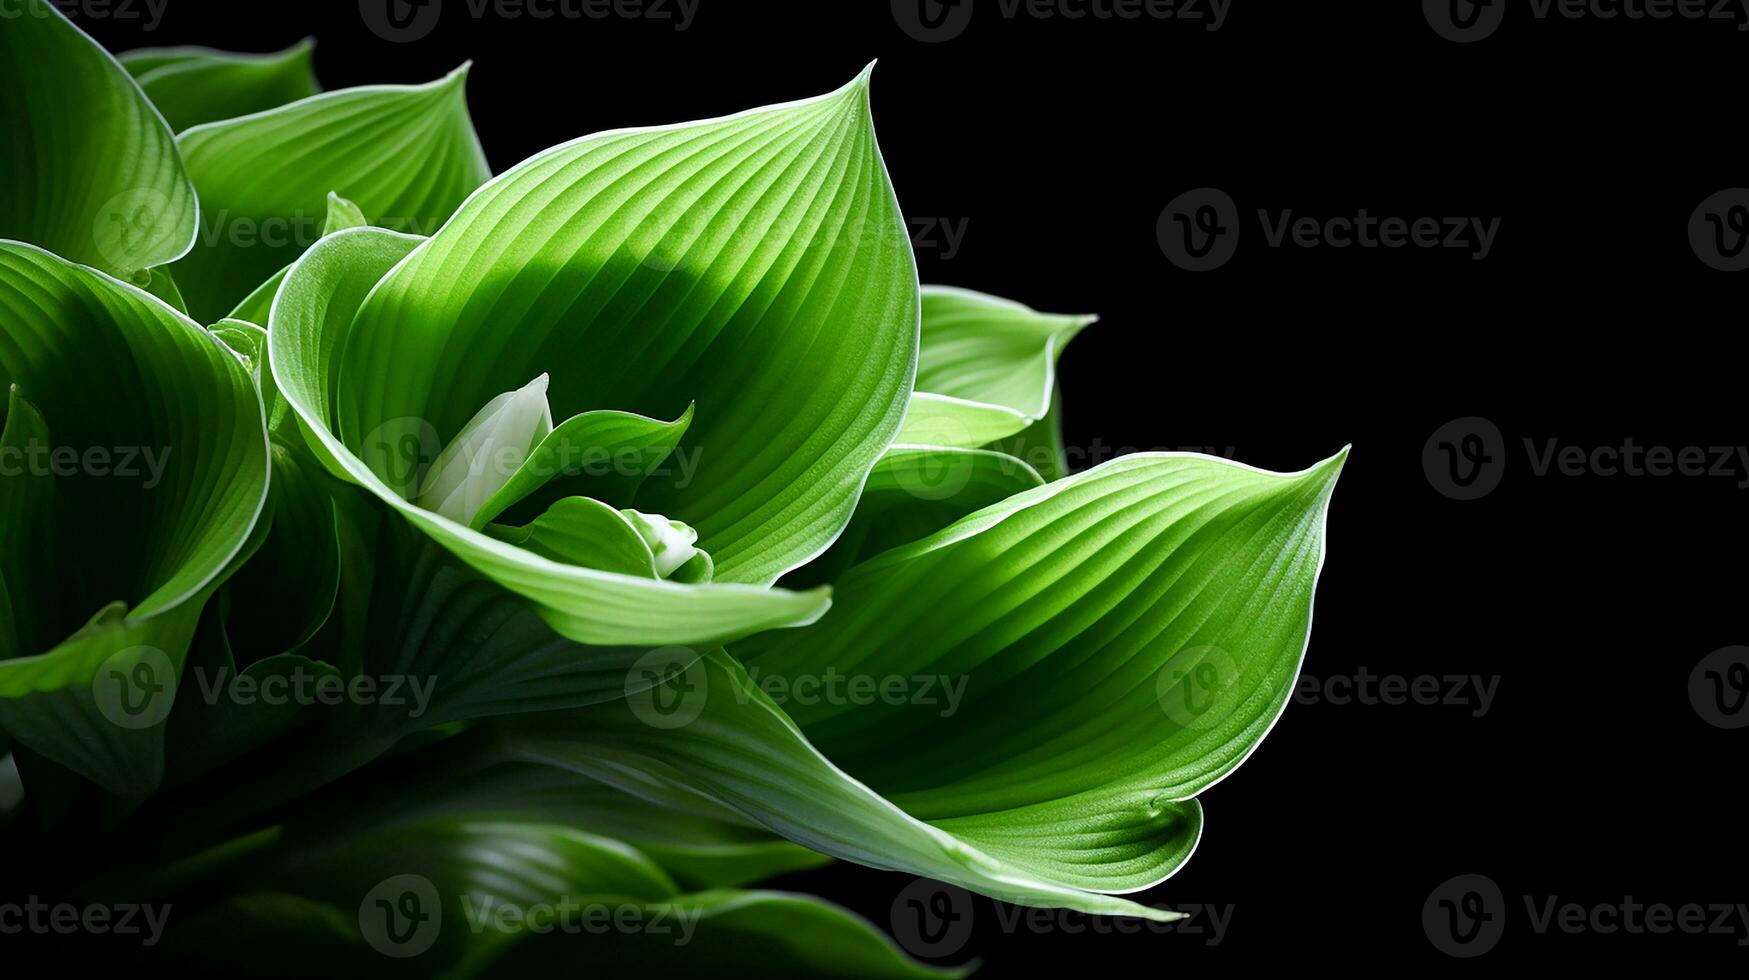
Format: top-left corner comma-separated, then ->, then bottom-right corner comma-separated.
269,228 -> 832,647
487,497 -> 684,580
337,65 -> 918,586
322,191 -> 368,235
788,445 -> 1043,588
0,0 -> 197,279
501,450 -> 1346,915
0,241 -> 269,795
502,648 -> 1197,920
171,65 -> 491,322
986,385 -> 1070,482
473,403 -> 696,530
897,287 -> 1092,448
121,40 -> 321,133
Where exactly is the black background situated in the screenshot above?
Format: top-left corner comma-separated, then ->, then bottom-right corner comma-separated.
73,0 -> 1748,972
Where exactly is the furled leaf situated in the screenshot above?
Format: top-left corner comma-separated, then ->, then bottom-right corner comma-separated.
322,191 -> 368,234
488,497 -> 682,579
897,287 -> 1092,448
336,65 -> 918,586
502,450 -> 1345,915
0,0 -> 197,279
0,241 -> 269,795
172,66 -> 490,321
473,403 -> 696,529
120,40 -> 321,133
269,228 -> 832,647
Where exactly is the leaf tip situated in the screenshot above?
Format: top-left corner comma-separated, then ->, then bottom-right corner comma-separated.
440,59 -> 474,92
1301,444 -> 1351,499
833,60 -> 878,108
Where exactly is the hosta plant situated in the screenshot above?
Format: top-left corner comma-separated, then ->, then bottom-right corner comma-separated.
0,3 -> 1346,974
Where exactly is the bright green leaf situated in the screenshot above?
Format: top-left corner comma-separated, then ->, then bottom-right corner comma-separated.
172,66 -> 490,322
0,0 -> 197,279
502,450 -> 1345,915
897,288 -> 1092,448
337,65 -> 918,586
269,224 -> 832,648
